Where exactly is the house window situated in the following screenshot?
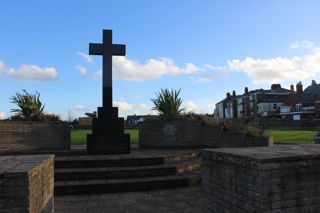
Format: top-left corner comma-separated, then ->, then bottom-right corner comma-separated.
296,104 -> 302,112
273,104 -> 277,110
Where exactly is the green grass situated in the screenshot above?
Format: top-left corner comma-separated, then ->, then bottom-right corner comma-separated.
267,129 -> 318,144
71,126 -> 319,145
71,129 -> 139,145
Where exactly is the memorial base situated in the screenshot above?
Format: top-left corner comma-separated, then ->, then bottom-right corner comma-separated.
87,133 -> 130,155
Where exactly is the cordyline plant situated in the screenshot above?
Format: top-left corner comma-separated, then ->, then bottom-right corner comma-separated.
10,90 -> 45,121
151,88 -> 184,119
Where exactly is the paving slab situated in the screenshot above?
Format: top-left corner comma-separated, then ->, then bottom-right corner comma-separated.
55,185 -> 201,213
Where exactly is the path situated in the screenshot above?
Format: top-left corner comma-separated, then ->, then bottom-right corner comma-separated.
55,185 -> 201,213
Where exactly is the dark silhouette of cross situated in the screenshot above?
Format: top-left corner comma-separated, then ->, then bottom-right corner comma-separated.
89,29 -> 126,108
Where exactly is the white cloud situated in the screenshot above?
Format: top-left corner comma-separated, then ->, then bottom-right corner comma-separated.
75,65 -> 88,75
112,56 -> 199,81
197,73 -> 215,83
0,61 -> 4,73
225,40 -> 320,84
0,60 -> 58,81
6,64 -> 58,81
133,103 -> 156,115
290,39 -> 315,49
205,64 -> 228,72
74,104 -> 86,111
209,102 -> 216,111
228,56 -> 315,84
184,100 -> 197,113
0,112 -> 5,120
111,100 -> 156,117
182,63 -> 199,74
77,52 -> 93,63
113,100 -> 133,111
93,70 -> 102,79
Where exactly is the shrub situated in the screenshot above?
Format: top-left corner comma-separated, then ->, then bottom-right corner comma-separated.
43,114 -> 61,121
151,88 -> 184,119
185,114 -> 266,137
10,90 -> 44,121
10,90 -> 61,122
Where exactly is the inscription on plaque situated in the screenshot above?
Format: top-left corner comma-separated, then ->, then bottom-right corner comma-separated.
162,125 -> 177,136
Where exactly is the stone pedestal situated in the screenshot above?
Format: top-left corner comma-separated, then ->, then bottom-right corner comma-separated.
201,144 -> 320,213
87,107 -> 130,154
0,155 -> 54,213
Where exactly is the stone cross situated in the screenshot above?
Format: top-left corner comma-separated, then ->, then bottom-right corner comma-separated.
89,29 -> 126,108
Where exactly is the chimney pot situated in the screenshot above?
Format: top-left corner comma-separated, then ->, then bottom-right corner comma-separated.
296,82 -> 303,94
290,84 -> 294,92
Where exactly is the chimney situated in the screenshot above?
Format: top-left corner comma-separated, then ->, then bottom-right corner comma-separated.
232,90 -> 236,97
226,92 -> 231,98
290,84 -> 294,92
296,82 -> 303,94
271,84 -> 281,90
244,87 -> 249,94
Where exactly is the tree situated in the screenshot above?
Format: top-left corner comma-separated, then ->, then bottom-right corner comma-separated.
10,90 -> 45,121
151,88 -> 184,119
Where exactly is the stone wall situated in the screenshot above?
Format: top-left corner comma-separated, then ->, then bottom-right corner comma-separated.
0,155 -> 54,213
202,145 -> 320,212
139,120 -> 201,148
200,128 -> 272,148
139,121 -> 272,148
0,121 -> 70,153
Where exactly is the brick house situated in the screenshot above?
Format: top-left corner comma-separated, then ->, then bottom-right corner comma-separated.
280,81 -> 320,120
215,80 -> 320,120
215,84 -> 292,119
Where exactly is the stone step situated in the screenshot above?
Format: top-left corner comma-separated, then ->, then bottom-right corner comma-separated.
184,170 -> 202,185
55,156 -> 165,169
54,175 -> 193,195
54,150 -> 200,169
164,150 -> 201,162
55,165 -> 177,181
170,158 -> 202,175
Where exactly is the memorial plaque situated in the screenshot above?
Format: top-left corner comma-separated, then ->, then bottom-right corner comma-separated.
162,125 -> 177,136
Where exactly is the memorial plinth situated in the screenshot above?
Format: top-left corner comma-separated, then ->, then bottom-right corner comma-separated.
87,29 -> 130,155
202,144 -> 320,212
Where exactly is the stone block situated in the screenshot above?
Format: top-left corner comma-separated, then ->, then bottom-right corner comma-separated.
87,133 -> 130,154
201,144 -> 320,212
0,155 -> 54,213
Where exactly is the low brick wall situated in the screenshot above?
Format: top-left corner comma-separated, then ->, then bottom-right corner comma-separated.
139,121 -> 271,148
202,145 -> 320,212
139,120 -> 201,148
0,155 -> 54,212
0,121 -> 70,153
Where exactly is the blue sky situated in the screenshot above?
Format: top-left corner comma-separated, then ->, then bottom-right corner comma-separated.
1,0 -> 320,120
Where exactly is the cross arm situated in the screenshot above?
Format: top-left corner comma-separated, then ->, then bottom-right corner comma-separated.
112,44 -> 126,56
89,43 -> 103,55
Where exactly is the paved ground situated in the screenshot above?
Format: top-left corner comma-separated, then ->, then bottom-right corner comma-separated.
55,186 -> 202,213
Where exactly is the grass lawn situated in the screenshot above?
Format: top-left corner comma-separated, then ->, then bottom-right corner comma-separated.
71,126 -> 319,145
267,126 -> 319,144
71,129 -> 139,145
267,130 -> 317,144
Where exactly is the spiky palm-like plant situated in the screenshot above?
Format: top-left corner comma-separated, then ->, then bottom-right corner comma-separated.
151,88 -> 184,119
10,90 -> 45,121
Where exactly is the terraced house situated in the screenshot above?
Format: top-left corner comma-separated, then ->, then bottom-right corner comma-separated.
215,81 -> 320,121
